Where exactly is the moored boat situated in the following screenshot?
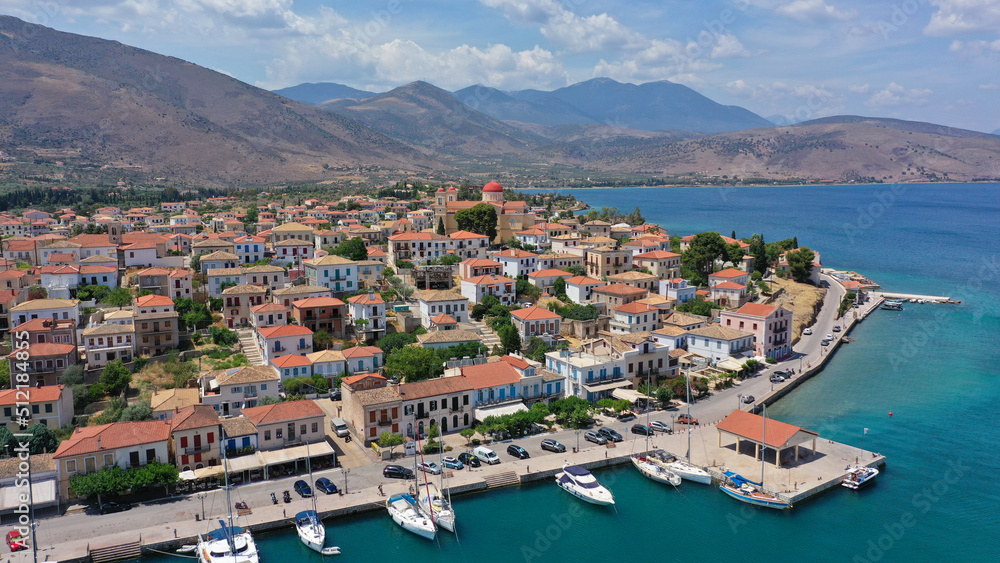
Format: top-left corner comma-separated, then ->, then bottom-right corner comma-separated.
417,482 -> 455,532
842,465 -> 880,490
386,493 -> 437,540
664,454 -> 713,484
197,524 -> 260,563
295,509 -> 325,552
555,464 -> 615,506
631,451 -> 682,486
881,300 -> 903,311
719,471 -> 792,510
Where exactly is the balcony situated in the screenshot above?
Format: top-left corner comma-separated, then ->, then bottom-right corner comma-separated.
297,344 -> 311,351
415,412 -> 429,420
377,419 -> 393,427
184,444 -> 212,455
243,390 -> 257,398
449,406 -> 464,413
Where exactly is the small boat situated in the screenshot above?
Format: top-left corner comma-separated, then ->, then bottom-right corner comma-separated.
555,464 -> 615,506
386,493 -> 436,540
295,510 -> 325,553
631,450 -> 682,486
177,545 -> 197,554
720,472 -> 791,510
881,301 -> 903,311
417,482 -> 455,532
842,465 -> 880,490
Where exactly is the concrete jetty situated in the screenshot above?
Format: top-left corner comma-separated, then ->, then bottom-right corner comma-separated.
871,291 -> 954,303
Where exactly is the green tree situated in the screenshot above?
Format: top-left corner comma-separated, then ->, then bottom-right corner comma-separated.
454,203 -> 498,242
725,242 -> 745,266
334,237 -> 368,261
564,264 -> 587,277
377,332 -> 418,358
675,297 -> 714,317
436,217 -> 446,236
552,277 -> 567,299
655,385 -> 674,406
480,295 -> 501,310
516,279 -> 540,300
384,346 -> 440,382
28,286 -> 48,300
244,206 -> 259,225
0,426 -> 15,456
210,326 -> 238,346
681,232 -> 728,286
460,428 -> 476,447
378,432 -> 405,458
104,287 -> 134,309
784,247 -> 816,283
258,395 -> 282,405
24,423 -> 59,455
523,336 -> 551,362
741,359 -> 763,375
313,330 -> 332,351
498,324 -> 522,354
120,401 -> 154,421
749,234 -> 767,276
190,253 -> 205,273
0,359 -> 9,387
69,465 -> 131,506
100,359 -> 132,397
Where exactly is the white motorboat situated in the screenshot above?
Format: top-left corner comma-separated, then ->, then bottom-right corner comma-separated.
842,465 -> 880,490
631,452 -> 682,486
386,493 -> 437,540
555,464 -> 615,506
418,482 -> 455,532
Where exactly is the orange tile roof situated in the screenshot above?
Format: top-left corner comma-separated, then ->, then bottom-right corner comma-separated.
341,346 -> 383,358
54,420 -> 173,458
257,324 -> 314,338
615,302 -> 655,314
500,355 -> 531,370
397,376 -> 475,400
634,250 -> 681,259
460,258 -> 502,267
527,269 -> 572,278
511,306 -> 561,321
271,354 -> 313,368
449,230 -> 489,239
463,274 -> 515,285
342,373 -> 385,386
136,294 -> 174,307
243,399 -> 324,426
564,275 -> 604,285
710,268 -> 748,279
713,281 -> 746,290
0,384 -> 65,405
717,409 -> 817,449
430,313 -> 457,324
170,405 -> 220,431
593,283 -> 646,296
733,303 -> 778,317
493,249 -> 538,259
291,296 -> 346,308
347,292 -> 384,305
6,343 -> 76,359
460,361 -> 521,388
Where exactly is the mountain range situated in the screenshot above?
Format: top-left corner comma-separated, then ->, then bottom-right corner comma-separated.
1,15 -> 999,186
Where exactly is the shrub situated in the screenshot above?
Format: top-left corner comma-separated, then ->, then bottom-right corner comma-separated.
765,357 -> 777,364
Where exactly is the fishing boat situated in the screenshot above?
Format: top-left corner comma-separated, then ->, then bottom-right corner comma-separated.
386,493 -> 437,540
417,482 -> 455,532
555,464 -> 615,506
881,300 -> 903,311
295,442 -> 336,553
718,405 -> 792,510
196,431 -> 260,563
667,368 -> 712,484
841,465 -> 880,490
630,371 -> 682,487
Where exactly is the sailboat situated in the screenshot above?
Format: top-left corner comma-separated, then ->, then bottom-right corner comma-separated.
387,421 -> 437,540
631,371 -> 681,486
719,405 -> 792,510
418,443 -> 456,532
666,367 -> 712,484
196,431 -> 260,563
295,441 -> 339,555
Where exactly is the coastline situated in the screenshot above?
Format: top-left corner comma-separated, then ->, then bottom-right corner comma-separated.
517,180 -> 995,192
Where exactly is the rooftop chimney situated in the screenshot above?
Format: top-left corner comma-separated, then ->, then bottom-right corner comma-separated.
97,436 -> 102,450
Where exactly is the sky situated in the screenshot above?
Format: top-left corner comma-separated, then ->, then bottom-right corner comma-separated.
3,0 -> 1000,132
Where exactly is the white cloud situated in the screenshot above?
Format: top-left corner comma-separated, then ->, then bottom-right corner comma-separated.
481,0 -> 642,53
848,83 -> 870,94
925,0 -> 1000,36
979,83 -> 1000,90
948,38 -> 1000,57
711,34 -> 751,58
865,82 -> 933,107
745,0 -> 856,23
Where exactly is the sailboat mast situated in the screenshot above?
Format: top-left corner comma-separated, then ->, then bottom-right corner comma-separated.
645,370 -> 650,452
221,428 -> 235,551
761,405 -> 767,485
307,441 -> 317,514
686,366 -> 692,462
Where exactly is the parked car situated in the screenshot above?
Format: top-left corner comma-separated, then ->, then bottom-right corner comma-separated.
742,395 -> 756,404
473,446 -> 501,465
417,462 -> 442,475
770,374 -> 786,383
540,439 -> 566,453
457,452 -> 481,468
648,421 -> 672,434
329,389 -> 342,401
294,480 -> 313,497
832,325 -> 841,332
631,424 -> 654,436
617,410 -> 637,422
802,328 -> 813,335
315,477 -> 338,495
6,530 -> 27,552
99,501 -> 131,514
825,334 -> 834,340
677,414 -> 699,425
597,427 -> 623,442
584,430 -> 608,445
442,456 -> 464,470
507,444 -> 530,459
383,464 -> 414,479
821,339 -> 831,346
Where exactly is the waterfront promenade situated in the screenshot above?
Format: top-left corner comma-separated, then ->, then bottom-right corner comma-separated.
9,272 -> 887,562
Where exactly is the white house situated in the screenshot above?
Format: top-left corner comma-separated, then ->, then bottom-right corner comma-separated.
564,275 -> 605,304
306,349 -> 347,381
304,255 -> 358,293
544,340 -> 626,401
256,324 -> 314,364
686,325 -> 755,365
199,365 -> 281,418
82,324 -> 136,368
234,235 -> 267,264
342,346 -> 383,374
660,278 -> 697,304
609,302 -> 660,334
449,230 -> 490,261
515,227 -> 548,249
10,298 -> 80,328
417,290 -> 469,328
492,249 -> 538,278
347,291 -> 386,340
526,269 -> 572,293
510,306 -> 562,342
207,268 -> 247,298
461,274 -> 516,306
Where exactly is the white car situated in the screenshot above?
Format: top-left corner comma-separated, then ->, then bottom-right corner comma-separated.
825,334 -> 834,340
417,462 -> 442,475
802,328 -> 812,335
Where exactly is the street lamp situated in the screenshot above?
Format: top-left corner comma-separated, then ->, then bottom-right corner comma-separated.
737,394 -> 743,410
575,429 -> 581,453
342,468 -> 350,494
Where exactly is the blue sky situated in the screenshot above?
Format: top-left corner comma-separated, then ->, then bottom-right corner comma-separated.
5,0 -> 1000,131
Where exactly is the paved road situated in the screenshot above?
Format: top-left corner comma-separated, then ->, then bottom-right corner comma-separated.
12,271 -> 871,555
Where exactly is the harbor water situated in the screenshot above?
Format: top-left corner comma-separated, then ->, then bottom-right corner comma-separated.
141,183 -> 1000,562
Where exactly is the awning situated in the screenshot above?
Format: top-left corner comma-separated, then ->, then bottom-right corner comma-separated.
717,358 -> 746,372
582,380 -> 632,393
226,452 -> 265,473
258,441 -> 335,467
179,470 -> 198,481
194,465 -> 225,479
611,388 -> 648,402
474,402 -> 528,421
0,479 -> 57,512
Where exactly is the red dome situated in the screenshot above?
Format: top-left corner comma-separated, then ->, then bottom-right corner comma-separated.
436,187 -> 446,193
448,186 -> 457,191
483,181 -> 503,193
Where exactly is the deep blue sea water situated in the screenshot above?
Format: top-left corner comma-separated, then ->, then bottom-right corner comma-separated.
143,183 -> 1000,562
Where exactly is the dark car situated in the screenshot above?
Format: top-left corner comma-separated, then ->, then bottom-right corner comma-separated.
383,464 -> 415,479
330,389 -> 342,401
677,414 -> 699,425
648,420 -> 672,434
584,430 -> 608,445
540,439 -> 566,453
597,427 -> 623,442
315,477 -> 338,495
457,453 -> 481,468
631,424 -> 654,436
294,480 -> 313,497
507,444 -> 530,459
99,501 -> 131,514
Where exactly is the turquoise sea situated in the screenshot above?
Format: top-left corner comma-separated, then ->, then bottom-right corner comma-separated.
143,183 -> 1000,562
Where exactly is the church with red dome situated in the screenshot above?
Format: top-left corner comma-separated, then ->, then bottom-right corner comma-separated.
433,181 -> 537,243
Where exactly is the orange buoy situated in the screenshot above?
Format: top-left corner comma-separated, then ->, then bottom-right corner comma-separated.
888,412 -> 893,416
